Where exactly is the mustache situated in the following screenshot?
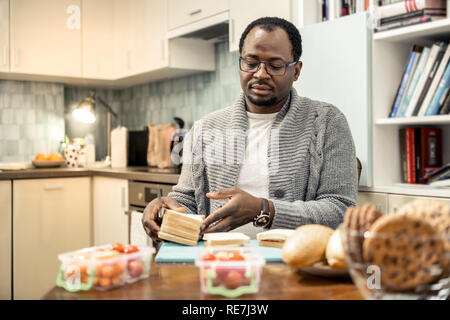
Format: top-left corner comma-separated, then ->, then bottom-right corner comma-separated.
248,81 -> 273,89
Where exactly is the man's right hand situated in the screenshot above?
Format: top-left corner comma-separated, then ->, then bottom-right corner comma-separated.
141,196 -> 184,244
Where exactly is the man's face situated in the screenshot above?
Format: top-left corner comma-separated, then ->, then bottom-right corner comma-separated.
239,26 -> 301,109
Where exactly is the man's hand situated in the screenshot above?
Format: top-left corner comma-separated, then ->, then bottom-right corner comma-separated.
200,188 -> 261,234
141,196 -> 185,243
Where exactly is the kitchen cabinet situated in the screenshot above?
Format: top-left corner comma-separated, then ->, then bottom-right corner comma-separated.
93,177 -> 128,246
83,0 -> 167,79
124,0 -> 167,76
357,192 -> 388,213
228,0 -> 293,52
167,0 -> 228,30
387,194 -> 450,214
81,0 -> 115,79
9,0 -> 81,77
13,177 -> 91,300
0,181 -> 11,300
0,0 -> 9,72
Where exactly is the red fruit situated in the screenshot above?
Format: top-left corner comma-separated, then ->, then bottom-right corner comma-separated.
201,253 -> 216,261
127,260 -> 143,278
123,245 -> 139,254
111,243 -> 125,253
215,266 -> 230,281
227,251 -> 245,261
223,270 -> 243,289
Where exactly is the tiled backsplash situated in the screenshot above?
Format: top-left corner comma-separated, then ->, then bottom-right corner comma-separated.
1,40 -> 241,162
0,81 -> 65,162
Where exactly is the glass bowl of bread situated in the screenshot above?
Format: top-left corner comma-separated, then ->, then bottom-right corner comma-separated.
340,200 -> 450,300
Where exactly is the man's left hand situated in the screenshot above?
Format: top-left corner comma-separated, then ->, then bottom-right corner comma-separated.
200,187 -> 261,234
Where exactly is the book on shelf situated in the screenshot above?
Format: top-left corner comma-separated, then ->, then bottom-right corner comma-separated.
397,46 -> 431,117
404,42 -> 446,117
389,45 -> 423,117
399,127 -> 417,183
422,162 -> 450,184
420,127 -> 443,181
319,0 -> 368,22
375,0 -> 447,19
374,15 -> 446,32
400,127 -> 443,184
414,43 -> 448,116
399,128 -> 408,182
439,89 -> 450,114
379,8 -> 447,25
425,60 -> 450,115
417,44 -> 450,116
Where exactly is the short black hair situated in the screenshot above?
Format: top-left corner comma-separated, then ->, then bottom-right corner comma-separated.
239,17 -> 302,62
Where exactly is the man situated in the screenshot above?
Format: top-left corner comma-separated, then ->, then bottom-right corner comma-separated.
142,17 -> 358,243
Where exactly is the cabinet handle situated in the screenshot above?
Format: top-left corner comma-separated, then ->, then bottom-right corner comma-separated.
161,40 -> 165,61
189,9 -> 202,15
44,186 -> 64,191
14,48 -> 19,66
2,48 -> 7,66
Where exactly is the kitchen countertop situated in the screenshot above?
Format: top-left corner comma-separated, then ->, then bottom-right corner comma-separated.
43,261 -> 362,300
0,166 -> 181,184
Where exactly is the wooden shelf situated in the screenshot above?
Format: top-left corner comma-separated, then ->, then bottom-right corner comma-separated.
375,115 -> 450,125
373,19 -> 450,43
359,184 -> 450,197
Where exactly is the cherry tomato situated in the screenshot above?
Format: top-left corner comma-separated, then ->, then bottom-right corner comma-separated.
201,253 -> 216,261
227,251 -> 245,261
111,243 -> 125,253
223,270 -> 243,289
123,245 -> 139,254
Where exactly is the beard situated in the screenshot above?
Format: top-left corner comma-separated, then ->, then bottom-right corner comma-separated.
247,94 -> 278,106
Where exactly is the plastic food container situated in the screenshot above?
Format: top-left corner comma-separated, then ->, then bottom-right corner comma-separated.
56,244 -> 155,292
340,225 -> 450,300
195,247 -> 265,298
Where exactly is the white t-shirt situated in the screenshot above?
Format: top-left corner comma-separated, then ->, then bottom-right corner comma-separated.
232,111 -> 278,239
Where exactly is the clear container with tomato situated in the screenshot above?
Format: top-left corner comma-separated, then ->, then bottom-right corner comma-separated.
56,243 -> 155,292
195,247 -> 265,298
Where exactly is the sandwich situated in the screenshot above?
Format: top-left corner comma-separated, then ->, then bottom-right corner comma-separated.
202,232 -> 250,247
256,229 -> 295,248
157,208 -> 204,246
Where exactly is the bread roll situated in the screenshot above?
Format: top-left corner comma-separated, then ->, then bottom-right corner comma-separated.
282,224 -> 334,268
325,228 -> 347,270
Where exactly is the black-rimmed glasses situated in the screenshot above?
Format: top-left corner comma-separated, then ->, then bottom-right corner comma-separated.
239,57 -> 297,76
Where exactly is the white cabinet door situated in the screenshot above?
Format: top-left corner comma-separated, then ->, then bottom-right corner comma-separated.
229,0 -> 293,52
128,0 -> 167,75
357,192 -> 388,213
112,0 -> 167,78
93,177 -> 128,246
81,0 -> 115,79
167,0 -> 228,30
388,194 -> 450,214
13,177 -> 91,300
0,181 -> 11,300
0,0 -> 9,72
10,0 -> 81,77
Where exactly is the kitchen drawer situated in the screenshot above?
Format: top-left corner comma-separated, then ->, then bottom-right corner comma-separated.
167,0 -> 228,30
357,191 -> 388,213
387,194 -> 450,214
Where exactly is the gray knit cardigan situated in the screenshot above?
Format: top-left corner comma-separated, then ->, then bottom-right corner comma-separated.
168,88 -> 358,230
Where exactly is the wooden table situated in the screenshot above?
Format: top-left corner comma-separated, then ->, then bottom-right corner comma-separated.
43,262 -> 363,300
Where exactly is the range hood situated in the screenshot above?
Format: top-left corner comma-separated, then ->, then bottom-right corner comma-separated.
167,11 -> 229,43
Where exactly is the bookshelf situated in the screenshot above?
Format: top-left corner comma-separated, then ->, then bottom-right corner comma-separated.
371,0 -> 450,197
297,0 -> 450,200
